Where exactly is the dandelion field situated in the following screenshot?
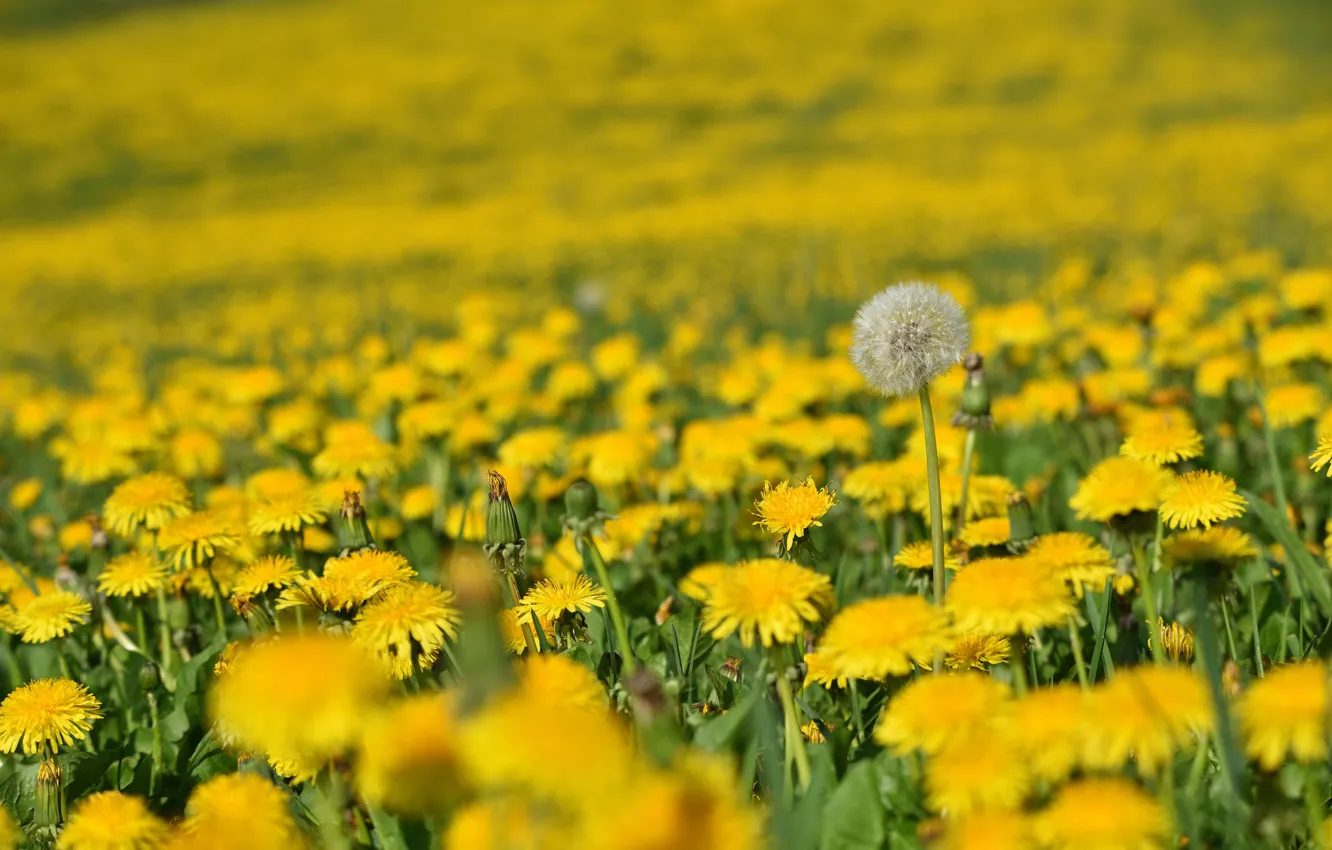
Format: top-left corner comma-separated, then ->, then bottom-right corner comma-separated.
3,0 -> 1332,848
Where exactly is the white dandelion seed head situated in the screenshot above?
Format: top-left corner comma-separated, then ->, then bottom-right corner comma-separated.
850,281 -> 970,398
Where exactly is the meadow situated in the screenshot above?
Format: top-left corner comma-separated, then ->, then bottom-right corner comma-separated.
2,0 -> 1332,847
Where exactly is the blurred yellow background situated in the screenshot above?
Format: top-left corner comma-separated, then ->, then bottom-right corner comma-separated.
3,0 -> 1331,352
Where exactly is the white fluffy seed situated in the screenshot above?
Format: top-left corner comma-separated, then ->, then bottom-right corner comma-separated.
850,281 -> 970,398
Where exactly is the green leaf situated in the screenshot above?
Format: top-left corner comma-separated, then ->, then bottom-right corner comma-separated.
175,637 -> 227,702
821,760 -> 886,850
693,688 -> 758,751
1242,490 -> 1332,617
64,748 -> 125,799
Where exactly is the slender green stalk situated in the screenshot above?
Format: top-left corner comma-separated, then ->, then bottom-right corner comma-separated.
202,562 -> 228,636
155,587 -> 175,682
918,387 -> 947,671
1305,768 -> 1324,849
770,648 -> 811,792
584,536 -> 636,673
1192,580 -> 1247,824
502,574 -> 539,655
848,679 -> 866,744
135,606 -> 149,651
1,634 -> 23,690
1221,596 -> 1241,666
955,427 -> 977,537
147,691 -> 164,796
1067,615 -> 1090,689
1250,592 -> 1265,677
1009,637 -> 1029,696
1131,537 -> 1167,665
1186,733 -> 1211,800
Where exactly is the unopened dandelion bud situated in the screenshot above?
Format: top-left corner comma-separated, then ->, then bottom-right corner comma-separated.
850,281 -> 970,398
564,478 -> 599,522
36,758 -> 64,827
952,352 -> 993,430
1006,492 -> 1036,550
139,661 -> 162,693
484,471 -> 523,547
339,490 -> 375,551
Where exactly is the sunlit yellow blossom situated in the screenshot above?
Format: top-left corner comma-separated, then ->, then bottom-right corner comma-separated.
98,551 -> 168,598
247,494 -> 326,535
230,555 -> 300,598
58,790 -> 169,850
1003,684 -> 1086,783
518,573 -> 607,623
1082,665 -> 1212,774
1311,433 -> 1332,476
1069,456 -> 1172,523
1263,383 -> 1324,428
959,516 -> 1010,549
1164,526 -> 1259,567
945,556 -> 1073,635
874,673 -> 1009,755
16,590 -> 92,643
1237,661 -> 1327,769
945,633 -> 1011,670
842,460 -> 914,517
926,736 -> 1030,815
312,420 -> 397,480
182,773 -> 304,850
1153,618 -> 1195,663
700,558 -> 833,647
0,678 -> 102,754
1120,417 -> 1203,465
209,633 -> 391,762
1160,470 -> 1245,529
516,653 -> 608,711
1026,532 -> 1115,594
158,511 -> 240,571
356,693 -> 462,817
893,540 -> 960,572
352,581 -> 461,679
816,595 -> 951,681
103,472 -> 192,536
1035,777 -> 1167,850
51,437 -> 136,485
8,478 -> 42,512
940,812 -> 1034,850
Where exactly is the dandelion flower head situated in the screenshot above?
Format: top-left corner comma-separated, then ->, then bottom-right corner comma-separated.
0,678 -> 102,755
752,477 -> 836,549
850,282 -> 970,398
700,558 -> 833,647
103,472 -> 192,536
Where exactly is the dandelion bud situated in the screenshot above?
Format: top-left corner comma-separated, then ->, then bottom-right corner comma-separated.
484,471 -> 523,547
952,352 -> 993,430
36,758 -> 64,827
339,490 -> 375,551
850,281 -> 970,398
564,478 -> 599,522
1006,491 -> 1036,550
139,661 -> 162,693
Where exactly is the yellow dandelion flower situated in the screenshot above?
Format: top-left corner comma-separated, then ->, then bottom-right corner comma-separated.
925,736 -> 1030,816
277,549 -> 415,612
0,678 -> 102,754
182,773 -> 303,850
312,420 -> 398,480
571,429 -> 657,489
1002,683 -> 1086,783
1264,383 -> 1324,429
0,806 -> 17,850
1238,661 -> 1327,770
945,633 -> 1011,671
352,581 -> 461,679
356,693 -> 462,818
940,812 -> 1034,850
1034,777 -> 1168,850
103,473 -> 192,538
16,590 -> 92,643
247,494 -> 326,536
1120,418 -> 1204,465
518,574 -> 606,622
157,511 -> 240,571
873,673 -> 1010,755
51,438 -> 136,485
169,428 -> 224,479
842,460 -> 914,517
498,426 -> 568,471
398,485 -> 437,521
444,800 -> 566,850
1164,526 -> 1259,568
230,555 -> 300,598
679,562 -> 729,601
800,720 -> 826,743
498,608 -> 555,655
802,649 -> 846,689
893,539 -> 960,571
58,790 -> 169,850
751,477 -> 836,549
580,753 -> 763,850
209,633 -> 391,762
945,556 -> 1073,635
1082,665 -> 1213,774
1309,433 -> 1332,476
8,478 -> 42,513
700,558 -> 833,647
245,468 -> 311,502
1070,456 -> 1173,523
97,551 -> 168,598
516,653 -> 609,711
816,595 -> 951,681
1026,532 -> 1116,595
1160,471 -> 1245,530
959,516 -> 1010,549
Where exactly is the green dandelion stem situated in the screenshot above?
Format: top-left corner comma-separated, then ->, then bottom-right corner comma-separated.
135,606 -> 149,650
1220,595 -> 1241,666
147,691 -> 164,796
1250,590 -> 1265,678
1185,732 -> 1211,801
502,573 -> 539,655
770,648 -> 811,793
955,427 -> 977,537
584,536 -> 636,673
1066,615 -> 1090,690
203,562 -> 228,637
848,678 -> 866,744
1304,762 -> 1324,849
1192,579 -> 1247,815
1253,380 -> 1289,518
918,386 -> 947,672
1131,537 -> 1167,666
1,634 -> 23,691
154,586 -> 175,685
1009,636 -> 1029,696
